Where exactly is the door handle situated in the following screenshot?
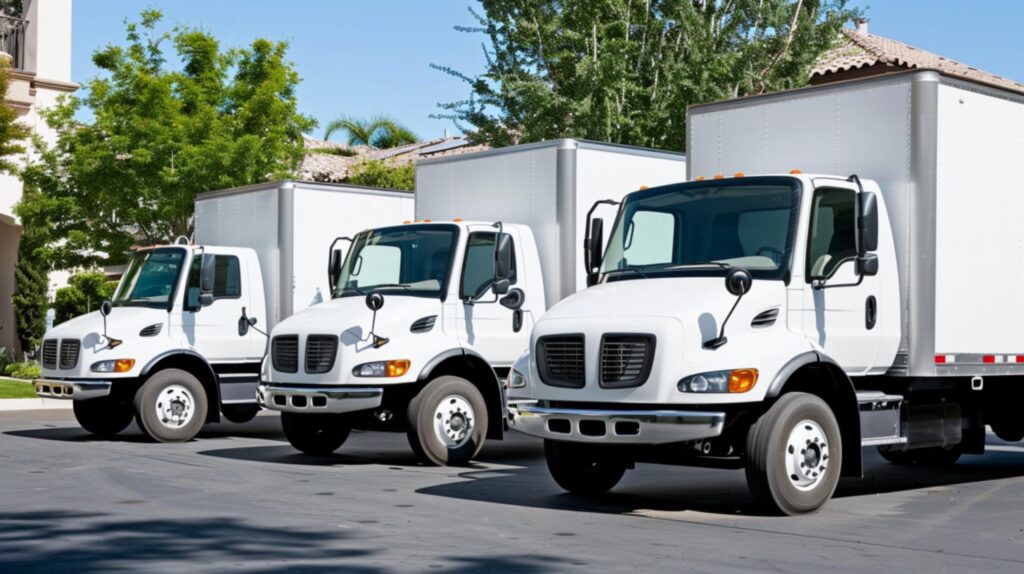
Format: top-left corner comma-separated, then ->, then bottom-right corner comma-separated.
865,296 -> 877,330
512,309 -> 523,333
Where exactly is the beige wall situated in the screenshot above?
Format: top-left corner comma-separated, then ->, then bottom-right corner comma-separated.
0,220 -> 20,356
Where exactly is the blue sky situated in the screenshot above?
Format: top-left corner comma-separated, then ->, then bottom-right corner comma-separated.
71,1 -> 1024,143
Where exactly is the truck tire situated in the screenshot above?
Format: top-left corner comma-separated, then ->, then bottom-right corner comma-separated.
544,440 -> 626,495
73,396 -> 135,437
221,403 -> 260,424
991,422 -> 1024,443
281,412 -> 350,455
878,444 -> 962,466
406,376 -> 487,466
745,392 -> 842,515
134,369 -> 208,443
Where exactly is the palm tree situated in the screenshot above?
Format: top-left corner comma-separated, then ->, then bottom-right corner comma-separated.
323,115 -> 419,149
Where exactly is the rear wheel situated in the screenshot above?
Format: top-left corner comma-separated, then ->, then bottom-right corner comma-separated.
745,392 -> 843,515
544,440 -> 626,495
281,412 -> 351,455
407,376 -> 488,466
73,396 -> 135,437
221,403 -> 260,424
878,444 -> 962,466
134,369 -> 208,443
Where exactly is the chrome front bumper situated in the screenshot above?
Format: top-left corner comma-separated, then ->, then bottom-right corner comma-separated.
33,379 -> 112,400
507,401 -> 725,444
257,384 -> 383,414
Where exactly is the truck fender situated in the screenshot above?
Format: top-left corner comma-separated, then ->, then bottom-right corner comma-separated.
140,350 -> 221,423
417,347 -> 505,440
766,351 -> 862,478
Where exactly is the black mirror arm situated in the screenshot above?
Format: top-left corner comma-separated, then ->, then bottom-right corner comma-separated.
703,294 -> 743,349
240,307 -> 268,337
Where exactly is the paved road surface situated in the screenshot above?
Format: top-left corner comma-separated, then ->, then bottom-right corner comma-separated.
1,409 -> 1022,572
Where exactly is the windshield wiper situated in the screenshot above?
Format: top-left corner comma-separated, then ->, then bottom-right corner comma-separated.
342,283 -> 413,296
603,266 -> 651,279
664,262 -> 731,270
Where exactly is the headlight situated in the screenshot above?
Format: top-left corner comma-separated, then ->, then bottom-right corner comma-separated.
352,359 -> 410,378
678,369 -> 758,393
507,369 -> 527,389
91,359 -> 136,373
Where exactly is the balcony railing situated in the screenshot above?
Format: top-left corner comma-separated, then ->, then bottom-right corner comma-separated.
0,15 -> 27,70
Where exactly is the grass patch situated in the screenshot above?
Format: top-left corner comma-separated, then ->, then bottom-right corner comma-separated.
0,378 -> 37,399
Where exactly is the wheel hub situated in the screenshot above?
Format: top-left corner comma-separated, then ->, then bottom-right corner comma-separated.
433,394 -> 474,448
785,419 -> 830,492
156,384 -> 195,429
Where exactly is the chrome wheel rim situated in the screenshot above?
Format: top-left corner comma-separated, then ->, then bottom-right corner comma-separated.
433,394 -> 474,449
156,384 -> 195,429
785,419 -> 830,492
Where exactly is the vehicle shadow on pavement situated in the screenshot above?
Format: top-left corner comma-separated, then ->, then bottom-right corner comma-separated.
416,444 -> 1024,517
0,509 -> 564,573
3,416 -> 287,444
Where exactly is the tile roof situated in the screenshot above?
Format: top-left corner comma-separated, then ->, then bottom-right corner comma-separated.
299,134 -> 489,183
811,27 -> 1024,95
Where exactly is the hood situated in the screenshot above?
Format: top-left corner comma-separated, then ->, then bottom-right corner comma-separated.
44,306 -> 169,348
272,294 -> 443,341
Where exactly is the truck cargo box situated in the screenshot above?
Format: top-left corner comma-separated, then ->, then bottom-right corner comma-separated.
687,70 -> 1024,376
415,139 -> 687,307
195,181 -> 414,330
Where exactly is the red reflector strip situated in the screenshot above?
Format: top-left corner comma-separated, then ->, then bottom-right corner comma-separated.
983,355 -> 996,364
934,355 -> 947,364
1016,355 -> 1024,363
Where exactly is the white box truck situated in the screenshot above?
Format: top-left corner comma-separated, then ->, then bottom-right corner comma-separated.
256,140 -> 687,465
507,70 -> 1024,514
34,181 -> 413,442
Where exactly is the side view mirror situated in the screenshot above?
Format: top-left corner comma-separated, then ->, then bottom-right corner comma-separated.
493,278 -> 510,296
584,218 -> 604,286
499,287 -> 525,310
100,300 -> 112,317
199,253 -> 216,307
494,233 -> 513,283
328,250 -> 343,288
725,267 -> 753,297
858,191 -> 879,256
365,291 -> 385,312
857,253 -> 879,276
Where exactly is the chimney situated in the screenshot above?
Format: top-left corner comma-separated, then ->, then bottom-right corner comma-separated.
443,128 -> 449,139
854,17 -> 869,36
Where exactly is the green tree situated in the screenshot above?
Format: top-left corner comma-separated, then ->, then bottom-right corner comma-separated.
323,115 -> 419,149
53,271 -> 119,325
346,160 -> 415,191
16,10 -> 315,267
435,0 -> 858,150
12,227 -> 48,358
0,57 -> 29,173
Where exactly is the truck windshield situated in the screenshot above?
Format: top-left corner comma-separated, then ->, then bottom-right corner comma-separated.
112,248 -> 187,308
334,224 -> 459,299
601,179 -> 800,282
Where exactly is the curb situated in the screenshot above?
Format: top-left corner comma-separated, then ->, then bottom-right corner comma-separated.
0,378 -> 73,411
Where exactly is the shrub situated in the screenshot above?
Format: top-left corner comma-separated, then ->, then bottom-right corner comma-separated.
346,160 -> 415,191
4,361 -> 40,380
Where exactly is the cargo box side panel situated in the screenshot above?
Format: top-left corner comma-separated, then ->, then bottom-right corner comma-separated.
573,148 -> 687,297
416,148 -> 559,307
194,187 -> 282,328
935,83 -> 1024,355
291,185 -> 414,320
688,79 -> 914,351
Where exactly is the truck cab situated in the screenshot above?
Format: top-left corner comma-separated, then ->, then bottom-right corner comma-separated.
35,243 -> 267,441
508,173 -> 903,513
258,220 -> 543,465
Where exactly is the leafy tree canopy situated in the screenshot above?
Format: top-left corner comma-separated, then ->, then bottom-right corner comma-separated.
54,271 -> 119,325
346,160 -> 415,192
17,9 -> 315,267
435,0 -> 859,150
323,115 -> 419,149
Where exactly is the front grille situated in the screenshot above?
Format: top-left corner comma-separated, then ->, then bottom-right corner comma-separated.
305,335 -> 338,374
599,334 -> 655,388
41,340 -> 58,369
537,335 -> 585,388
271,335 -> 299,373
59,340 -> 81,370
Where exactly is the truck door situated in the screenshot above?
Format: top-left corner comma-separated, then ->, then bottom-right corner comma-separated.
454,227 -> 530,368
180,253 -> 255,363
801,185 -> 882,373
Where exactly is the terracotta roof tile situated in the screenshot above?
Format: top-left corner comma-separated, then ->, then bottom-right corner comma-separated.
299,135 -> 490,183
811,28 -> 1024,94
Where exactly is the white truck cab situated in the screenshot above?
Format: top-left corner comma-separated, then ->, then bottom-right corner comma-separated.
258,140 -> 688,465
34,181 -> 413,442
509,71 -> 1024,514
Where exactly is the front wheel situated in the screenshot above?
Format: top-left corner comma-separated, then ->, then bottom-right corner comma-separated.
73,396 -> 135,437
134,369 -> 208,443
544,440 -> 626,495
745,392 -> 843,515
407,376 -> 488,466
281,412 -> 351,455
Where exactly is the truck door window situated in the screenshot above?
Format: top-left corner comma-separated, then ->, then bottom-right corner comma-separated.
806,188 -> 857,279
212,256 -> 241,299
460,232 -> 517,299
622,210 -> 675,266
